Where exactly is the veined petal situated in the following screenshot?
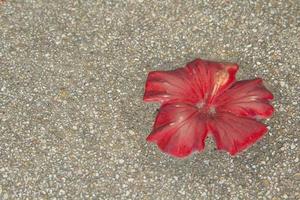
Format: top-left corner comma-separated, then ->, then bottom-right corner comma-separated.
143,59 -> 239,104
186,59 -> 238,103
215,79 -> 274,119
208,112 -> 268,155
147,103 -> 208,158
143,68 -> 200,104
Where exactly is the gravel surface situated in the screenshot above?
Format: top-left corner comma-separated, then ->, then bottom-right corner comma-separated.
0,0 -> 299,199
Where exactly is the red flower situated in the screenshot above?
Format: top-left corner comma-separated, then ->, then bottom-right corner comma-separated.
144,59 -> 274,157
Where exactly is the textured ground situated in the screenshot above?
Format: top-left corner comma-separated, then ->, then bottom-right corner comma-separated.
0,0 -> 299,199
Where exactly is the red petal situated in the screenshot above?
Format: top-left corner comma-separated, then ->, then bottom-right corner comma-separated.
147,103 -> 208,158
143,59 -> 238,104
185,59 -> 238,103
143,68 -> 200,104
208,112 -> 268,155
214,79 -> 274,119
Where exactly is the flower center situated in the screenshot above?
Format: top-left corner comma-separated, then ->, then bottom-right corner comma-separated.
196,101 -> 216,116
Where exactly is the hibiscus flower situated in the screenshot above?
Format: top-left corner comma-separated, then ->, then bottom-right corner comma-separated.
144,59 -> 274,157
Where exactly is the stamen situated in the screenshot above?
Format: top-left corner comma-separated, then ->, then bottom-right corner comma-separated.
196,101 -> 204,109
208,106 -> 216,115
211,70 -> 229,96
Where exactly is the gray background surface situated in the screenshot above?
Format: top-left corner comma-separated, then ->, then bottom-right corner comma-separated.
0,0 -> 299,199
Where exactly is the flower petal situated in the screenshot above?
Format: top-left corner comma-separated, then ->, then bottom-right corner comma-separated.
143,59 -> 239,104
186,59 -> 239,103
208,112 -> 268,155
143,68 -> 200,104
147,103 -> 208,158
215,79 -> 274,119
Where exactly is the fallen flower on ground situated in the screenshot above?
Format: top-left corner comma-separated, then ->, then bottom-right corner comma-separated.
144,58 -> 274,157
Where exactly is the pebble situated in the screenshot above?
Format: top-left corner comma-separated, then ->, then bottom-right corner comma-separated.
293,173 -> 300,181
